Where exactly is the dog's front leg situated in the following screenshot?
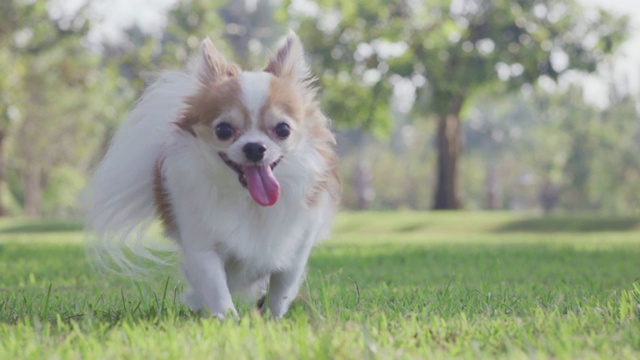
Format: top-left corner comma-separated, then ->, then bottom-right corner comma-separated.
267,241 -> 314,318
182,248 -> 236,319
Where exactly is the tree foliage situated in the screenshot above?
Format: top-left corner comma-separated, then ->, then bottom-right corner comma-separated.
287,0 -> 630,209
0,0 -> 636,216
0,0 -> 118,216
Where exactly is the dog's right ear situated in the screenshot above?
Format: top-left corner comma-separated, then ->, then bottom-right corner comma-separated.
264,31 -> 309,83
199,38 -> 241,83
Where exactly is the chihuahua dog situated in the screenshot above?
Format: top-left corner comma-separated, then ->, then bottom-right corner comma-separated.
86,32 -> 340,319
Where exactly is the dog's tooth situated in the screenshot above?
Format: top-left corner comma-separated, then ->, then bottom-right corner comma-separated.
270,157 -> 282,170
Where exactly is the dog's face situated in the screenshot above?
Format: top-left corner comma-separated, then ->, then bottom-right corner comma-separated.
177,33 -> 322,207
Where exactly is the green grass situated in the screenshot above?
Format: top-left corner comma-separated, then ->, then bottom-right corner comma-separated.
1,212 -> 639,359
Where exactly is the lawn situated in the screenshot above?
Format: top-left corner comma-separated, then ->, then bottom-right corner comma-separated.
1,212 -> 639,359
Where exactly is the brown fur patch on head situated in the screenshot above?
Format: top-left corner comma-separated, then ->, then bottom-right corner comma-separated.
304,111 -> 341,208
257,77 -> 305,136
265,77 -> 304,121
176,38 -> 244,137
176,78 -> 250,138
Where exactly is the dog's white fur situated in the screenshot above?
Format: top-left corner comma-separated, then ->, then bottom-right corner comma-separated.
86,32 -> 339,318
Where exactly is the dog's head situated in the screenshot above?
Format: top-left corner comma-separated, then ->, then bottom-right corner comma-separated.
177,32 -> 329,207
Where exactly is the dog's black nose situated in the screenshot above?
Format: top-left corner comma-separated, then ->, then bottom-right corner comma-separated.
243,142 -> 267,162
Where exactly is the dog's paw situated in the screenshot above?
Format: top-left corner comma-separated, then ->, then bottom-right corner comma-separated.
209,308 -> 239,321
181,289 -> 204,311
256,294 -> 267,314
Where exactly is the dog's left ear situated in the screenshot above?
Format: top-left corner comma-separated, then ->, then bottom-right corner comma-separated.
265,31 -> 311,83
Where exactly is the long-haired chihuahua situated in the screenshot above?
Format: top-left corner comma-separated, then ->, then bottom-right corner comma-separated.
86,31 -> 340,319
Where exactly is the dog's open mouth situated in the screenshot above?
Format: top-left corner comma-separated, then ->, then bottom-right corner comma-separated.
219,153 -> 282,207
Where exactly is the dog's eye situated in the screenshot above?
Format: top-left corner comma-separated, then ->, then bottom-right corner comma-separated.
215,122 -> 234,141
274,122 -> 290,140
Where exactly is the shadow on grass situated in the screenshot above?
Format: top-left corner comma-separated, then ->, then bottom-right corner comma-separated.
0,220 -> 83,234
495,216 -> 640,233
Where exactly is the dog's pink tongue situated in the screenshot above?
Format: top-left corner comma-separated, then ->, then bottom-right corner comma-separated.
243,165 -> 280,206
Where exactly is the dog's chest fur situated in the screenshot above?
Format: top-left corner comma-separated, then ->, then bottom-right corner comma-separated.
156,136 -> 329,277
207,194 -> 315,273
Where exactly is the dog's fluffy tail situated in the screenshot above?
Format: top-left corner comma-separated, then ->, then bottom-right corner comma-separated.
85,69 -> 198,276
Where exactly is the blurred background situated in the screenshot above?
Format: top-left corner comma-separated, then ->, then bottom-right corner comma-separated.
0,0 -> 638,218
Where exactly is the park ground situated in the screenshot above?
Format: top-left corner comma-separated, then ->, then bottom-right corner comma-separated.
1,212 -> 639,359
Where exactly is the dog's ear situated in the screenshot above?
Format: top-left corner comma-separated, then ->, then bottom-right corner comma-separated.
199,38 -> 240,83
265,31 -> 311,83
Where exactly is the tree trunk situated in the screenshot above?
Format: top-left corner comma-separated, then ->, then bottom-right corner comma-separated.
433,97 -> 464,210
354,132 -> 374,210
355,160 -> 374,210
0,130 -> 6,216
24,164 -> 42,218
485,162 -> 502,210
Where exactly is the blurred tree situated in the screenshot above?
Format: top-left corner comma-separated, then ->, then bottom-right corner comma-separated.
108,0 -> 279,76
159,0 -> 230,66
0,0 -> 117,217
339,121 -> 436,210
463,93 -> 537,210
533,85 -> 640,214
287,0 -> 629,209
284,0 -> 406,134
0,0 -> 28,215
461,81 -> 640,215
284,1 -> 405,208
219,0 -> 284,68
